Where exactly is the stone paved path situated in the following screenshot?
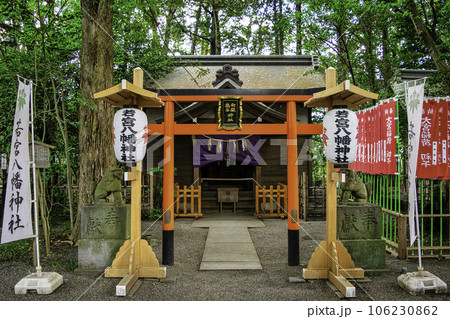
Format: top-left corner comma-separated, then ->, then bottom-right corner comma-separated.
191,216 -> 265,270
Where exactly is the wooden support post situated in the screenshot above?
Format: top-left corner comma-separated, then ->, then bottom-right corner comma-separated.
255,185 -> 260,215
277,184 -> 281,214
262,186 -> 266,212
302,67 -> 364,298
194,167 -> 200,186
398,214 -> 407,260
149,171 -> 154,213
162,100 -> 175,265
302,171 -> 308,221
198,186 -> 202,217
105,68 -> 166,295
255,166 -> 261,190
183,185 -> 187,214
287,100 -> 300,266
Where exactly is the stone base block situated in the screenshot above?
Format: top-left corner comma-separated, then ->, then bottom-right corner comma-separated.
15,272 -> 63,294
77,239 -> 126,272
341,239 -> 387,271
81,205 -> 130,240
337,204 -> 382,240
398,271 -> 447,295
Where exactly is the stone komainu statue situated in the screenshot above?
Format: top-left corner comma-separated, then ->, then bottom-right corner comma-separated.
340,168 -> 372,204
90,168 -> 124,205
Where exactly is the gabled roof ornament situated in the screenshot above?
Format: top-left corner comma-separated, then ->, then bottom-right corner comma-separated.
212,64 -> 243,87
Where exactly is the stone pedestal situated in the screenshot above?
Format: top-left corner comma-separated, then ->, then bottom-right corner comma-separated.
76,205 -> 130,274
337,204 -> 388,275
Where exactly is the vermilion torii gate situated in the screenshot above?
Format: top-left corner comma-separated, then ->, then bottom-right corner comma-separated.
148,90 -> 323,266
95,67 -> 323,268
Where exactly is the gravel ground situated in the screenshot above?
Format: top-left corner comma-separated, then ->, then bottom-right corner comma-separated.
0,216 -> 449,302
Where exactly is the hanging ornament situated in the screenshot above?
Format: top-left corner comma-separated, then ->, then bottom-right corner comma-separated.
217,140 -> 222,153
242,138 -> 248,151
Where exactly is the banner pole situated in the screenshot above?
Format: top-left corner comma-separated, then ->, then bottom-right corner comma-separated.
414,191 -> 423,270
29,80 -> 41,276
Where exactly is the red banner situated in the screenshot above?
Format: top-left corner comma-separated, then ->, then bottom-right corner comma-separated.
437,100 -> 447,178
447,100 -> 450,179
350,98 -> 450,179
382,100 -> 397,174
417,99 -> 449,179
350,100 -> 397,175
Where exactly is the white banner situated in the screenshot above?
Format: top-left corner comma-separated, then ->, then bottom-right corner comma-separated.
1,81 -> 34,244
406,82 -> 425,246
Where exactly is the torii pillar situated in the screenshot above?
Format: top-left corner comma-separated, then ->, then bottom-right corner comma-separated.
303,67 -> 378,298
162,101 -> 175,265
287,101 -> 300,266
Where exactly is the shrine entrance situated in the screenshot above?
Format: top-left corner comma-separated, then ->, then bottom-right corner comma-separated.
147,95 -> 322,266
200,161 -> 254,191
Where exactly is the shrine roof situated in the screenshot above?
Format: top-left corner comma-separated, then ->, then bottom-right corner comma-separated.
147,55 -> 325,90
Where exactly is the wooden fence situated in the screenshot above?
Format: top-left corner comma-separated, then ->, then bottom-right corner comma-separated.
254,183 -> 287,218
299,172 -> 326,221
173,184 -> 202,218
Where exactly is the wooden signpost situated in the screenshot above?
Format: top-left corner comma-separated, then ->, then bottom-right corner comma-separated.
303,68 -> 378,298
94,68 -> 166,296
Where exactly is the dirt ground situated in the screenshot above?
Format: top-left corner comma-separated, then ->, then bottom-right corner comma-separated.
0,217 -> 449,302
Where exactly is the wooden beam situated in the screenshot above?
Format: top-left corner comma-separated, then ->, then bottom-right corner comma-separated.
116,271 -> 139,296
174,123 -> 287,135
328,271 -> 356,298
298,123 -> 322,135
159,95 -> 313,103
148,123 -> 322,136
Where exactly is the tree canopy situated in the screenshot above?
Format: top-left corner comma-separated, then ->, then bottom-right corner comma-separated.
0,0 -> 448,241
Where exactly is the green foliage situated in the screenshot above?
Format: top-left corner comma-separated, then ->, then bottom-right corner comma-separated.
310,108 -> 326,185
142,208 -> 163,220
113,0 -> 176,81
0,239 -> 34,264
1,0 -> 449,251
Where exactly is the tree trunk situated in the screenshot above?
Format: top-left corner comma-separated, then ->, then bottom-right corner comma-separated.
210,3 -> 221,55
295,1 -> 302,55
335,26 -> 347,83
163,8 -> 176,53
365,27 -> 376,92
71,0 -> 116,242
190,6 -> 202,55
277,0 -> 284,55
273,0 -> 279,54
50,74 -> 75,231
382,27 -> 393,95
404,0 -> 448,72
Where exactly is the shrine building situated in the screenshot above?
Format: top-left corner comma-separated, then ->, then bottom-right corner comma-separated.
145,55 -> 324,216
